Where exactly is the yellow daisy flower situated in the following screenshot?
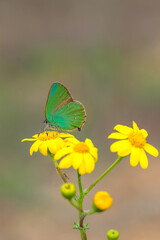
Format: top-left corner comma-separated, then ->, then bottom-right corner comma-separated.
108,121 -> 159,169
21,131 -> 74,156
54,138 -> 98,175
93,191 -> 113,211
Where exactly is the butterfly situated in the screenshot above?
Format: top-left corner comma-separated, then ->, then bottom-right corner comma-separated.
44,82 -> 86,131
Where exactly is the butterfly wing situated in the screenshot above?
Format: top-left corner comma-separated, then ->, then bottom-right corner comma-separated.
53,101 -> 86,130
45,82 -> 73,126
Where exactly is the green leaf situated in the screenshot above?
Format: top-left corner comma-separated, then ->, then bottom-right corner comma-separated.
73,222 -> 89,231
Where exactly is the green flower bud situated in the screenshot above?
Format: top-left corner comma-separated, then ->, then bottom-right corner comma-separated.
107,229 -> 119,240
60,183 -> 76,200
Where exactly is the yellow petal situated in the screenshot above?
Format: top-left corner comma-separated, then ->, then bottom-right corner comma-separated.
57,138 -> 65,148
117,140 -> 132,156
30,140 -> 41,156
108,132 -> 128,139
32,134 -> 39,138
144,143 -> 159,157
72,153 -> 83,170
54,147 -> 74,160
38,132 -> 46,139
59,154 -> 73,169
133,121 -> 139,131
114,124 -> 132,135
64,137 -> 79,145
110,140 -> 131,156
39,141 -> 48,156
64,142 -> 75,147
140,129 -> 148,138
59,133 -> 75,138
90,147 -> 98,162
110,141 -> 121,152
79,159 -> 86,175
21,138 -> 36,142
85,138 -> 94,149
83,153 -> 95,174
85,139 -> 98,162
140,149 -> 148,169
130,146 -> 140,167
47,139 -> 57,154
48,138 -> 64,154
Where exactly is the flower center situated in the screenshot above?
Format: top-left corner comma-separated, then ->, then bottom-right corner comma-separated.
128,131 -> 146,148
74,142 -> 89,153
38,131 -> 58,141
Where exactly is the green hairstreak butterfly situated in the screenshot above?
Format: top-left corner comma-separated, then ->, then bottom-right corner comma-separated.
44,82 -> 86,131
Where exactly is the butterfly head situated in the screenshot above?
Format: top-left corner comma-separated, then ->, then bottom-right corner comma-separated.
43,119 -> 60,131
43,119 -> 52,131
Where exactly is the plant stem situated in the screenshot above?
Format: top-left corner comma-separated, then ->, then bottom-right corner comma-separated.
79,210 -> 94,228
80,230 -> 87,240
77,171 -> 87,240
77,171 -> 84,219
85,156 -> 124,195
49,153 -> 68,183
69,199 -> 83,212
77,171 -> 83,200
56,166 -> 68,183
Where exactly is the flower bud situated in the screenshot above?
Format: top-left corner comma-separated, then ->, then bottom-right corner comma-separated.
60,183 -> 76,200
93,191 -> 113,212
107,229 -> 119,240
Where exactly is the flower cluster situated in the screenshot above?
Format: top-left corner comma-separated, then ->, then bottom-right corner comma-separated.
22,120 -> 159,240
22,131 -> 98,175
22,121 -> 159,173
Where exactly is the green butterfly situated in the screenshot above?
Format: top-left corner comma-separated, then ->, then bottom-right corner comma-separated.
44,82 -> 86,131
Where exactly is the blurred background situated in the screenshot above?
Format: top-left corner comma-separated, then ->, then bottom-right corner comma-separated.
1,1 -> 160,239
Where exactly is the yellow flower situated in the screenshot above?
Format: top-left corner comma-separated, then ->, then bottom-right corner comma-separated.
108,121 -> 159,169
21,131 -> 74,156
54,138 -> 98,175
93,191 -> 113,211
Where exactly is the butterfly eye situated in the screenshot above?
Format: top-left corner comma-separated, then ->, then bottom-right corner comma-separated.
43,119 -> 48,124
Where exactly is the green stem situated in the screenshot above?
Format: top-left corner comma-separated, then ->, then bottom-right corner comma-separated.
80,230 -> 87,240
77,171 -> 87,240
85,156 -> 124,195
79,210 -> 94,228
77,171 -> 83,201
77,171 -> 84,219
69,199 -> 83,212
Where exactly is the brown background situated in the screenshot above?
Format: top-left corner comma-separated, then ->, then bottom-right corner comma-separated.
1,1 -> 160,239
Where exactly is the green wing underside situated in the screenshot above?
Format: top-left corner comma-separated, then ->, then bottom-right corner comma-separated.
45,82 -> 86,130
45,82 -> 72,123
52,102 -> 86,130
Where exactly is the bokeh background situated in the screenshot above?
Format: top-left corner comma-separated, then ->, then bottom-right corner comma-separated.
1,1 -> 160,239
